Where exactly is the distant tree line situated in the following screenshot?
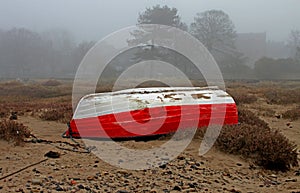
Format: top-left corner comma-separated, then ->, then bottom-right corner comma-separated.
0,28 -> 94,79
255,57 -> 300,80
0,5 -> 299,80
254,30 -> 300,80
128,5 -> 300,80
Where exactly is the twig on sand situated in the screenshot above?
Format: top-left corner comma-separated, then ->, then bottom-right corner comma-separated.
0,158 -> 48,181
28,134 -> 92,153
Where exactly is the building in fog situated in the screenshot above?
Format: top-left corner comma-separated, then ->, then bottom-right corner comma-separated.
266,40 -> 290,59
235,32 -> 267,67
235,33 -> 293,67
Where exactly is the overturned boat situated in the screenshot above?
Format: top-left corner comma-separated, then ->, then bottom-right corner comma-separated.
64,87 -> 238,139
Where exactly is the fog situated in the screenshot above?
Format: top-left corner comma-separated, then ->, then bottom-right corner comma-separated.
0,0 -> 300,79
0,0 -> 299,41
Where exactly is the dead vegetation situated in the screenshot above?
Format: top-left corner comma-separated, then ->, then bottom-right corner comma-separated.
264,88 -> 300,105
228,90 -> 258,105
0,80 -> 72,123
41,79 -> 62,87
0,97 -> 72,123
216,108 -> 298,171
0,119 -> 31,145
0,106 -> 10,118
0,80 -> 70,98
248,105 -> 276,117
38,103 -> 73,123
282,106 -> 300,121
0,79 -> 299,171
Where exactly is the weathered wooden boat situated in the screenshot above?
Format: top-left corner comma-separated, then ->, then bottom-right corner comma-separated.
64,87 -> 238,139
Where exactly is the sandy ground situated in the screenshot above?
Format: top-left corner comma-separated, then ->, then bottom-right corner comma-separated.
0,110 -> 299,193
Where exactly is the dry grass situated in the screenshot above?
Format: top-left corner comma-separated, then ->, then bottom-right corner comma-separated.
229,91 -> 258,105
0,80 -> 71,98
0,106 -> 10,118
0,80 -> 73,123
0,79 -> 299,170
217,125 -> 298,171
41,79 -> 62,87
195,107 -> 298,171
249,105 -> 276,117
264,88 -> 300,105
215,108 -> 298,171
38,103 -> 72,123
0,119 -> 31,145
282,106 -> 300,121
237,108 -> 269,129
226,83 -> 259,106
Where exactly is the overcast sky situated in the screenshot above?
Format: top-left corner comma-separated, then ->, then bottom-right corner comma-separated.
0,0 -> 299,42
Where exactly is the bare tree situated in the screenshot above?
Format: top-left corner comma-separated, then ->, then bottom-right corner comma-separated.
190,10 -> 236,52
71,41 -> 95,71
0,28 -> 79,78
0,28 -> 45,78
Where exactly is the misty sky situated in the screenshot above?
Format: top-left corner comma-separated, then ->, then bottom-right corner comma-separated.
0,0 -> 299,42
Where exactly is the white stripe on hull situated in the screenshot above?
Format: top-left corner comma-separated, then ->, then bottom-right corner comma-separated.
73,87 -> 235,120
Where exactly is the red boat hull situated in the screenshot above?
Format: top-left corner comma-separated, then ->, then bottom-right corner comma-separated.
66,103 -> 238,139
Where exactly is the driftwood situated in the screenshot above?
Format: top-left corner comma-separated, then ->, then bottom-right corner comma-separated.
0,158 -> 48,180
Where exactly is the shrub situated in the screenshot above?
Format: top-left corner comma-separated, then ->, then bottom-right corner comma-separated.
238,108 -> 269,129
41,79 -> 62,87
0,82 -> 70,98
0,107 -> 9,118
264,88 -> 300,105
215,109 -> 298,171
39,109 -> 61,121
231,93 -> 257,105
39,103 -> 72,123
226,86 -> 258,106
3,80 -> 24,87
217,124 -> 298,171
282,106 -> 300,121
251,105 -> 276,117
0,120 -> 31,145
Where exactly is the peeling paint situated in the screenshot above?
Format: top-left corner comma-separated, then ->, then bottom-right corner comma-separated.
191,94 -> 211,100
